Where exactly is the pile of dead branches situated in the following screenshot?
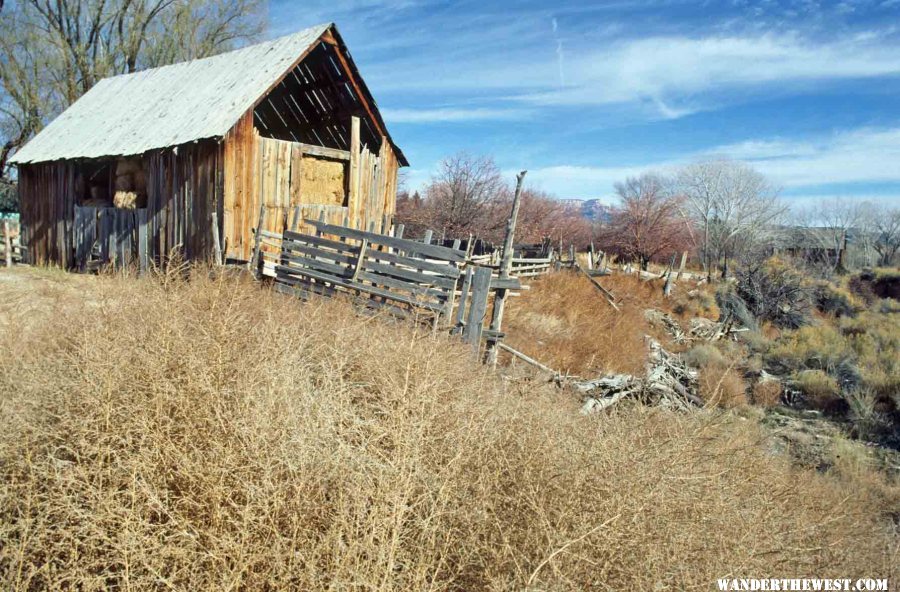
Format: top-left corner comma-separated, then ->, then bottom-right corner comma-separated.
577,338 -> 702,413
644,308 -> 746,343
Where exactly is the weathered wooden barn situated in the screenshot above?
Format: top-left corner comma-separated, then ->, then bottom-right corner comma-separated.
10,22 -> 406,268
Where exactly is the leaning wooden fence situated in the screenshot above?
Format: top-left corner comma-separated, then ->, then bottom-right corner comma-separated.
73,206 -> 150,271
270,217 -> 521,352
469,253 -> 552,278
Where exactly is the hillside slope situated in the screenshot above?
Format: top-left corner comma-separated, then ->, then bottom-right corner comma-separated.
0,267 -> 896,590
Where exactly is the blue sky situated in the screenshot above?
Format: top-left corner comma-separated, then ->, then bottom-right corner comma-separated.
270,0 -> 900,206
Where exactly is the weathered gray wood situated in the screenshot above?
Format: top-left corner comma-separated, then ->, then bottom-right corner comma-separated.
276,264 -> 446,312
138,209 -> 149,273
577,264 -> 620,311
489,277 -> 523,290
211,211 -> 222,266
485,170 -> 527,366
3,220 -> 11,268
278,256 -> 451,300
464,266 -> 492,356
283,233 -> 461,278
675,250 -> 688,282
305,220 -> 466,262
297,143 -> 351,161
498,342 -> 557,375
351,238 -> 368,282
107,211 -> 116,268
250,202 -> 266,277
452,266 -> 474,334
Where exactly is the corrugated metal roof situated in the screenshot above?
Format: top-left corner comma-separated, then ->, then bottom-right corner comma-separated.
11,23 -> 332,164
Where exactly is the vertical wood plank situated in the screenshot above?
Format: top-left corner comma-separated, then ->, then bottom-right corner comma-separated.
464,266 -> 492,357
349,116 -> 360,228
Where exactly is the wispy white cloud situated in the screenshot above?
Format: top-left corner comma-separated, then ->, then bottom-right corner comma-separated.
513,32 -> 900,108
356,22 -> 899,120
381,107 -> 534,123
513,127 -> 900,199
712,127 -> 900,187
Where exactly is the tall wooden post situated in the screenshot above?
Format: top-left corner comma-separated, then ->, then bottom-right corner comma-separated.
675,250 -> 687,282
485,171 -> 527,366
211,211 -> 223,266
349,116 -> 361,228
3,220 -> 11,268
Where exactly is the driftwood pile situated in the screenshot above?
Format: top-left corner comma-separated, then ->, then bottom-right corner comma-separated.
577,338 -> 702,414
644,308 -> 746,343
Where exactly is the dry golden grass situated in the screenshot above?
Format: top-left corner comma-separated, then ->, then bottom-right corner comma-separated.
698,364 -> 749,409
0,267 -> 897,590
751,380 -> 783,408
503,272 -> 716,376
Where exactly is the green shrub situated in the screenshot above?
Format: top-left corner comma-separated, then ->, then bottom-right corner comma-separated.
792,370 -> 843,413
813,281 -> 860,318
681,344 -> 726,369
847,390 -> 891,442
768,324 -> 855,377
740,330 -> 771,354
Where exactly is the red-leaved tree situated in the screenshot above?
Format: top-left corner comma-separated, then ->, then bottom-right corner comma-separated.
599,173 -> 692,270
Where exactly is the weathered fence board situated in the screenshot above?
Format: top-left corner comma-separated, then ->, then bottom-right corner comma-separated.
274,222 -> 467,319
1,220 -> 23,266
74,206 -> 149,271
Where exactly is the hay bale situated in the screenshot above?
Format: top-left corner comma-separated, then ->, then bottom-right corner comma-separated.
113,190 -> 146,209
301,156 -> 345,205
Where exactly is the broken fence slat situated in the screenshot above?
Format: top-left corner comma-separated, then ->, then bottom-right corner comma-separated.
463,266 -> 492,355
305,220 -> 467,262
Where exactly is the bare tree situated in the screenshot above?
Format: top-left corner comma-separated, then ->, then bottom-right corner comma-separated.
418,153 -> 506,238
793,198 -> 863,272
871,204 -> 900,266
0,0 -> 264,182
600,173 -> 692,271
678,160 -> 784,279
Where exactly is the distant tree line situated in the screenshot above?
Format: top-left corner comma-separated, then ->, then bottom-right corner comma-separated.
397,153 -> 900,274
395,153 -> 593,248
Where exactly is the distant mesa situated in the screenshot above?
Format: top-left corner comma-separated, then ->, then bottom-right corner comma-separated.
556,198 -> 613,223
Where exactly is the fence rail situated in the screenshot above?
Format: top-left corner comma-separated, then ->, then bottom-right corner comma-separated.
271,218 -> 521,352
274,219 -> 466,320
469,253 -> 553,278
1,219 -> 23,266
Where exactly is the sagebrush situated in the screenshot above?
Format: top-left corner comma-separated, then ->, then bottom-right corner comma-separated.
0,268 -> 896,590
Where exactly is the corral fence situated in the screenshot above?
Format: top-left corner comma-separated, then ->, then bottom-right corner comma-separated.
73,206 -> 150,271
1,218 -> 24,266
469,252 -> 553,278
256,212 -> 523,355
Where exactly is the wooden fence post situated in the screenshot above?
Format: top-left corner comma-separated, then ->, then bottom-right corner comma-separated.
485,170 -> 527,366
138,209 -> 150,273
675,250 -> 688,282
249,202 -> 266,277
211,211 -> 223,266
3,220 -> 11,268
464,265 -> 492,357
452,266 -> 474,335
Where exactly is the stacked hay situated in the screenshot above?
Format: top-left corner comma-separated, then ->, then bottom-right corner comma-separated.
113,158 -> 147,209
301,156 -> 345,206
